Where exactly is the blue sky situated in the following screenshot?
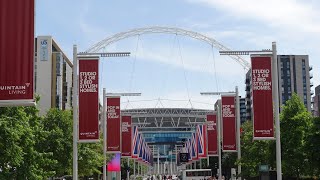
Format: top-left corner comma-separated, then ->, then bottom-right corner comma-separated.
36,0 -> 320,110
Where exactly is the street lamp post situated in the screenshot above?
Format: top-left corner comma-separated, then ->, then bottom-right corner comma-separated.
219,42 -> 281,180
72,44 -> 131,180
102,90 -> 141,180
201,91 -> 236,180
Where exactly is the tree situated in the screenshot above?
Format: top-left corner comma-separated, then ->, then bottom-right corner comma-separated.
306,117 -> 320,176
42,108 -> 73,177
238,121 -> 273,178
280,93 -> 313,178
0,102 -> 55,179
78,141 -> 104,178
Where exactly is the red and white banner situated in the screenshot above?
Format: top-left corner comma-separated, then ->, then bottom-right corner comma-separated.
222,95 -> 237,152
191,132 -> 198,160
251,56 -> 274,140
121,116 -> 132,157
0,0 -> 35,106
107,96 -> 121,152
207,114 -> 218,156
132,126 -> 139,158
197,124 -> 207,158
78,58 -> 99,141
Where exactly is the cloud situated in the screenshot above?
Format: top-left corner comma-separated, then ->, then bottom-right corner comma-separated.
133,40 -> 246,76
187,0 -> 320,33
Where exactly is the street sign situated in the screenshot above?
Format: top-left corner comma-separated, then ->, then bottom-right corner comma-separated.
179,153 -> 189,163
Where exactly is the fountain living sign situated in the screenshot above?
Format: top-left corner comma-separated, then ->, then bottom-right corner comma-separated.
251,55 -> 274,140
78,57 -> 99,141
0,0 -> 35,106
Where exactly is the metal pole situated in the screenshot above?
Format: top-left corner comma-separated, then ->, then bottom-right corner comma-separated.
272,42 -> 282,180
127,158 -> 130,180
134,160 -> 136,179
217,100 -> 222,180
103,89 -> 107,180
200,159 -> 202,169
236,86 -> 241,180
158,147 -> 160,174
170,151 -> 172,175
72,45 -> 78,180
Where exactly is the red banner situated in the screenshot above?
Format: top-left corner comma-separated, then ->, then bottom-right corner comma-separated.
222,95 -> 237,152
0,0 -> 35,105
251,56 -> 274,139
121,116 -> 132,157
207,114 -> 218,156
78,58 -> 99,141
107,97 -> 121,152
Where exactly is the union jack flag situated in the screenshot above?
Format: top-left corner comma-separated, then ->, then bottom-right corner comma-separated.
138,136 -> 143,160
197,124 -> 207,158
132,126 -> 139,158
191,132 -> 198,160
188,139 -> 192,161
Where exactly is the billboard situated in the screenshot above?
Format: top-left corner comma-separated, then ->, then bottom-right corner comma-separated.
107,96 -> 121,152
121,116 -> 132,157
78,58 -> 99,141
107,153 -> 121,172
251,56 -> 274,140
222,95 -> 237,152
0,0 -> 35,106
207,114 -> 218,156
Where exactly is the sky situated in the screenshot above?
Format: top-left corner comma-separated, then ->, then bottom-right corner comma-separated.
36,0 -> 320,110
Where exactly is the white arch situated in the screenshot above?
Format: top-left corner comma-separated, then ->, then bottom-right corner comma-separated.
85,26 -> 250,70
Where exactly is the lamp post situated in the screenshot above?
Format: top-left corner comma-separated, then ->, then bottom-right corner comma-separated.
201,90 -> 237,180
219,42 -> 281,180
72,44 -> 131,180
102,90 -> 141,180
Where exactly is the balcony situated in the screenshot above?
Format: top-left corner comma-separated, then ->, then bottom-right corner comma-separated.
310,73 -> 313,79
309,65 -> 313,71
311,90 -> 314,95
310,82 -> 314,87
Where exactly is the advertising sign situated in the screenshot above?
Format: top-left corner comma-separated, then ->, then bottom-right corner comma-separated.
0,0 -> 35,106
222,95 -> 237,152
78,58 -> 99,141
251,56 -> 274,139
107,96 -> 121,152
121,116 -> 132,157
107,153 -> 121,172
207,114 -> 218,156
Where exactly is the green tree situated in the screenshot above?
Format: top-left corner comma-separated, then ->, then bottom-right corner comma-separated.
280,93 -> 313,178
42,108 -> 73,177
78,141 -> 104,178
306,117 -> 320,176
0,103 -> 55,179
238,121 -> 273,178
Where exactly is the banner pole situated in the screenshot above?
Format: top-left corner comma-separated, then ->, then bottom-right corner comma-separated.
127,158 -> 130,180
158,147 -> 160,174
272,42 -> 282,180
72,45 -> 78,180
134,160 -> 136,179
103,88 -> 107,180
217,100 -> 222,180
236,86 -> 241,180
